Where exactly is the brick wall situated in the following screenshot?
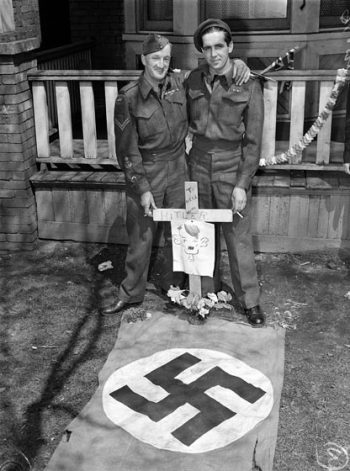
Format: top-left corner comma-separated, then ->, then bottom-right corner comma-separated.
0,0 -> 40,252
69,0 -> 125,69
0,57 -> 39,252
1,0 -> 41,42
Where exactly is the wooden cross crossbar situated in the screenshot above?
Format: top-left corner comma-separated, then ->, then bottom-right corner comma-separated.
153,182 -> 233,297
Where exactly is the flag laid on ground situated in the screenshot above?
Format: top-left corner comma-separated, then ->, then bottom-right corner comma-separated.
45,312 -> 285,471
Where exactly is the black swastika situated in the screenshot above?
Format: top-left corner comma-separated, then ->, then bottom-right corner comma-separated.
110,352 -> 266,446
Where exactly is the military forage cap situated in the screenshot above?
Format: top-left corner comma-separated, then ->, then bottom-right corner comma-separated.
142,33 -> 170,55
193,18 -> 231,52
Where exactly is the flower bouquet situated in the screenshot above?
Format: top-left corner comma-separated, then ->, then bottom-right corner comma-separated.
167,287 -> 233,321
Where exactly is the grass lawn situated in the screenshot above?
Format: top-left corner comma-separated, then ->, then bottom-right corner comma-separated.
1,241 -> 350,470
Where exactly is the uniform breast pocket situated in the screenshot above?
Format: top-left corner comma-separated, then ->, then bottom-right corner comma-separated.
166,89 -> 187,114
188,88 -> 206,122
220,91 -> 249,127
134,103 -> 166,141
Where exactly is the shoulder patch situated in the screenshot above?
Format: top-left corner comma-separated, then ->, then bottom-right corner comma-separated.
114,94 -> 131,132
122,80 -> 138,94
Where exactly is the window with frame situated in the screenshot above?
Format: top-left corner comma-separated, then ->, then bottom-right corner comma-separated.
139,0 -> 173,32
319,0 -> 349,28
0,0 -> 15,33
201,0 -> 290,32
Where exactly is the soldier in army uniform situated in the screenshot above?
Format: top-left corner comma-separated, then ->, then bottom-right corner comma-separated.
186,19 -> 266,326
102,33 -> 250,315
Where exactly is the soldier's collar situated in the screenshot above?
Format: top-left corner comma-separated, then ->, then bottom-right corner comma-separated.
201,61 -> 234,88
139,73 -> 169,99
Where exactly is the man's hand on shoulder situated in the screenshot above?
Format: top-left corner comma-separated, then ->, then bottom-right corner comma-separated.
344,163 -> 350,175
140,191 -> 157,217
233,59 -> 250,86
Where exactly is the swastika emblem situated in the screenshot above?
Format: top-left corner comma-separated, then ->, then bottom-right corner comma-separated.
102,348 -> 274,453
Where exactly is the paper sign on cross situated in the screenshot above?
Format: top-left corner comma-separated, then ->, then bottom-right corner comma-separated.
153,182 -> 233,297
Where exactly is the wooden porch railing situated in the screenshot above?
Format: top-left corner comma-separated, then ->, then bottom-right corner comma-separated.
28,69 -> 346,171
32,41 -> 94,134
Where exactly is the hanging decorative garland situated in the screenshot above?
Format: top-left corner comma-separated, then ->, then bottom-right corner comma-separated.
259,68 -> 349,167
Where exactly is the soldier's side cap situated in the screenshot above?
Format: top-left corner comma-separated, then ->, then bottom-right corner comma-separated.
142,33 -> 170,55
193,18 -> 231,52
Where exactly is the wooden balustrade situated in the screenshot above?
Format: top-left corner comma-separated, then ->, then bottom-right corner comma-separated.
33,41 -> 94,134
28,69 -> 347,171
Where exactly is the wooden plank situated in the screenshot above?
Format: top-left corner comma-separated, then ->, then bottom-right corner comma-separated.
86,190 -> 105,224
273,174 -> 290,187
55,81 -> 74,158
343,196 -> 350,240
253,235 -> 350,253
79,81 -> 97,159
70,172 -> 94,182
316,195 -> 330,238
56,171 -> 80,182
307,195 -> 320,239
261,81 -> 278,161
52,188 -> 72,222
289,81 -> 306,164
251,194 -> 270,235
306,171 -> 334,189
31,82 -> 50,158
258,164 -> 345,171
288,195 -> 309,238
327,194 -> 343,240
104,190 -> 126,225
29,70 -> 142,81
86,172 -> 106,182
37,221 -> 128,244
290,170 -> 306,187
254,175 -> 275,187
189,275 -> 201,297
69,189 -> 89,223
339,175 -> 350,189
268,195 -> 290,236
102,172 -> 125,184
316,81 -> 333,164
37,157 -> 119,166
105,81 -> 119,159
35,188 -> 54,221
28,70 -> 345,82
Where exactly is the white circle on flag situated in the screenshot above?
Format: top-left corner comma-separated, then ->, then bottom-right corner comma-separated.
102,348 -> 274,453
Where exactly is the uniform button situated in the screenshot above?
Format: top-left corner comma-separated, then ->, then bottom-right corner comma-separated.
131,176 -> 137,182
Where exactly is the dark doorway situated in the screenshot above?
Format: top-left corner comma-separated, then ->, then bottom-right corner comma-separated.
38,0 -> 71,49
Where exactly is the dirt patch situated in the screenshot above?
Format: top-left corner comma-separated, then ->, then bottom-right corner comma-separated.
1,241 -> 350,470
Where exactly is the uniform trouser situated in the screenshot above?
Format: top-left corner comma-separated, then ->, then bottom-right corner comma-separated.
119,154 -> 187,304
189,146 -> 260,309
344,81 -> 350,161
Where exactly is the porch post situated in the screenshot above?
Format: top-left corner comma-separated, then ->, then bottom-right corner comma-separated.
0,0 -> 41,252
344,82 -> 350,164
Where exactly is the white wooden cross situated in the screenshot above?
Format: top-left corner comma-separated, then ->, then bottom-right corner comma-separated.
153,181 -> 233,297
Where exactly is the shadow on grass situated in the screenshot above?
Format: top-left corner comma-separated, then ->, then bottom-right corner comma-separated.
0,244 -> 126,470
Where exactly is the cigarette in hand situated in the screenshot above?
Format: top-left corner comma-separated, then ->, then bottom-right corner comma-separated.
235,211 -> 244,218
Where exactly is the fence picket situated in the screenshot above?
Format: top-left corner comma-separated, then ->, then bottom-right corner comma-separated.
316,80 -> 333,164
32,81 -> 50,158
55,82 -> 74,158
290,81 -> 306,164
104,82 -> 119,160
261,81 -> 278,161
79,81 -> 97,159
